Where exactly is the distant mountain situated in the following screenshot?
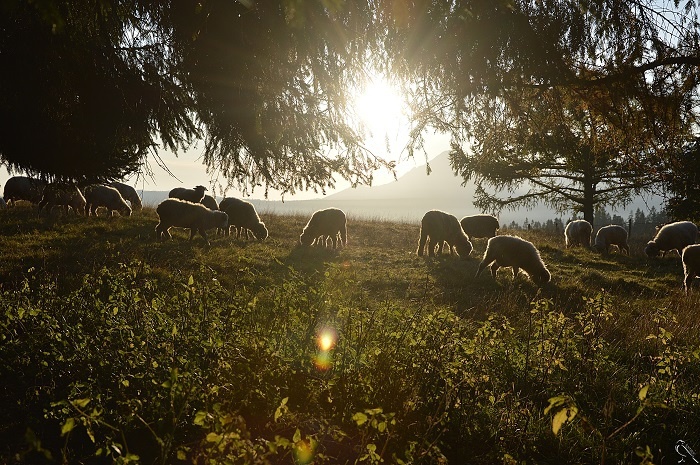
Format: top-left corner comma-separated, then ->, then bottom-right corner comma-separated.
138,151 -> 664,225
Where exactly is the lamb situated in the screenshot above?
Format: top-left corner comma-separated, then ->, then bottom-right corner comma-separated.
644,221 -> 698,258
682,244 -> 700,293
475,235 -> 551,285
218,197 -> 268,240
84,185 -> 132,217
155,198 -> 229,246
564,219 -> 593,248
200,194 -> 219,211
109,181 -> 142,211
299,208 -> 347,248
37,183 -> 86,216
459,214 -> 500,240
3,176 -> 47,206
593,225 -> 630,255
168,185 -> 207,203
417,210 -> 473,259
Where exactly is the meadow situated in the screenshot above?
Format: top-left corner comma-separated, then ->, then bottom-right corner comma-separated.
0,205 -> 698,464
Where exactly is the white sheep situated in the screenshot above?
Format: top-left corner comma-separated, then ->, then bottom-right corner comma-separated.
155,198 -> 228,246
169,185 -> 207,203
644,221 -> 698,258
417,210 -> 473,259
564,219 -> 593,248
682,244 -> 700,293
110,181 -> 142,211
593,225 -> 629,255
218,197 -> 268,240
3,176 -> 47,206
475,235 -> 551,285
459,214 -> 500,240
299,208 -> 347,248
84,185 -> 132,217
37,183 -> 86,216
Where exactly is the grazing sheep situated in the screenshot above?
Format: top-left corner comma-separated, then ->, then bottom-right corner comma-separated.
169,185 -> 207,203
37,183 -> 86,216
84,185 -> 132,217
475,235 -> 551,285
3,176 -> 47,206
644,221 -> 698,258
155,198 -> 228,246
299,208 -> 347,248
593,225 -> 629,255
417,210 -> 473,259
564,219 -> 593,248
110,181 -> 142,211
459,214 -> 500,240
218,197 -> 268,240
682,244 -> 700,293
200,194 -> 219,211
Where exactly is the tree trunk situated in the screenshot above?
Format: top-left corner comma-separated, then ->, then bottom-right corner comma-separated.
582,176 -> 596,228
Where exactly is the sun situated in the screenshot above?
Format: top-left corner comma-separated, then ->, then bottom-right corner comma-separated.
353,75 -> 407,138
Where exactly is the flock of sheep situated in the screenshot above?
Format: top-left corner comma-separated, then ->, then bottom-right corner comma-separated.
3,176 -> 699,292
416,210 -> 700,292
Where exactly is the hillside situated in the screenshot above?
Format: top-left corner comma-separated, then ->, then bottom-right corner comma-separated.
1,206 -> 698,464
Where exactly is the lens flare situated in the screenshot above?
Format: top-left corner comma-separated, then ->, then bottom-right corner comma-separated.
313,350 -> 332,371
316,328 -> 337,351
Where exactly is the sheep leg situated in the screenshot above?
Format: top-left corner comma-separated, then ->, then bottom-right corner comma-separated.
332,234 -> 338,249
490,263 -> 501,278
340,225 -> 347,246
512,266 -> 519,278
685,272 -> 693,294
417,229 -> 428,256
198,229 -> 211,246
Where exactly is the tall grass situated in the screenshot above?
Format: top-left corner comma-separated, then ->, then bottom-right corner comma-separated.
0,205 -> 699,464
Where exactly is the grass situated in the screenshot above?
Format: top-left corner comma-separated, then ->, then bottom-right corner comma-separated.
1,205 -> 699,464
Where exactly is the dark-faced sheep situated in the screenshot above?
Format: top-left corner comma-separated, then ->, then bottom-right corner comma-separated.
37,183 -> 86,216
200,194 -> 219,211
644,221 -> 698,258
299,208 -> 347,248
459,214 -> 500,240
155,198 -> 228,246
593,225 -> 629,255
218,197 -> 268,240
169,185 -> 207,204
110,181 -> 142,211
682,244 -> 700,293
84,185 -> 132,217
3,176 -> 47,206
417,210 -> 472,259
475,235 -> 551,285
565,219 -> 593,248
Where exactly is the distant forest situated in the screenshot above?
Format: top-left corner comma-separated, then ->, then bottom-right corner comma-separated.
509,207 -> 668,239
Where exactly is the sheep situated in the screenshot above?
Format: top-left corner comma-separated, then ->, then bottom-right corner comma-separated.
84,185 -> 132,217
169,185 -> 207,204
681,244 -> 700,293
564,219 -> 593,248
417,210 -> 472,258
37,183 -> 86,216
155,198 -> 228,246
218,197 -> 268,240
644,221 -> 698,258
475,235 -> 551,285
200,194 -> 219,211
593,225 -> 630,255
109,181 -> 142,211
459,214 -> 500,240
299,208 -> 347,248
3,176 -> 47,206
